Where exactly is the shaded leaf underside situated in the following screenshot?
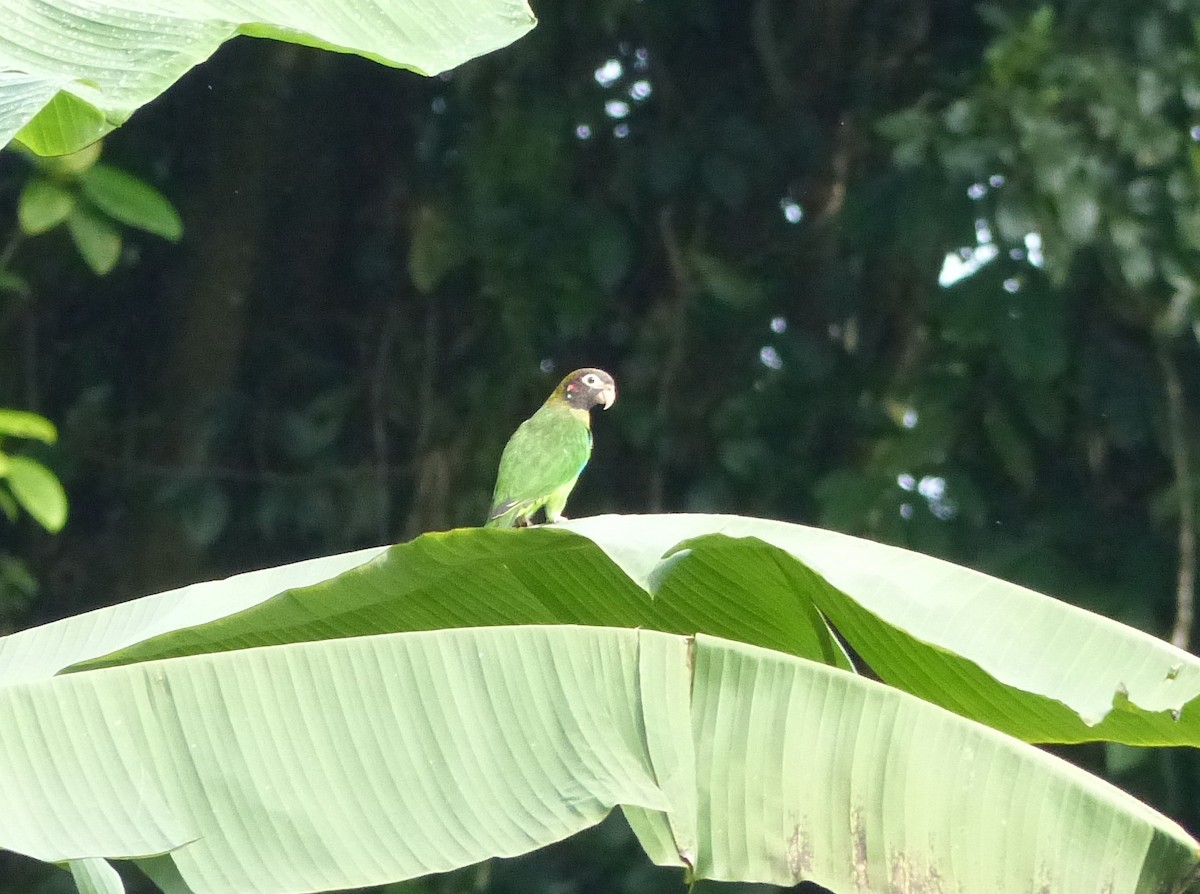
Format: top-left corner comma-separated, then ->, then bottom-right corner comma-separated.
0,0 -> 536,154
1,627 -> 1194,894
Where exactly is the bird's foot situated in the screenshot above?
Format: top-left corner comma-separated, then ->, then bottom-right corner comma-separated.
546,512 -> 568,524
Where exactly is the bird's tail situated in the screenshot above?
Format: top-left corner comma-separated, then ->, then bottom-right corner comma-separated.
485,499 -> 520,528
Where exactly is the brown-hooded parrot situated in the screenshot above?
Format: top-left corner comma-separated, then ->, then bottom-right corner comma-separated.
485,368 -> 617,527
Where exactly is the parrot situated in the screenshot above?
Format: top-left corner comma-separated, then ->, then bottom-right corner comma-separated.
486,367 -> 617,527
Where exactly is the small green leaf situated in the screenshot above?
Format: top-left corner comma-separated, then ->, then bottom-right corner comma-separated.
4,455 -> 68,532
67,205 -> 122,275
0,409 -> 57,443
81,164 -> 183,241
0,487 -> 17,522
17,176 -> 75,235
15,92 -> 110,157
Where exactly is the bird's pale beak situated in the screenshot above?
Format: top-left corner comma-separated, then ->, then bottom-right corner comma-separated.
601,385 -> 616,410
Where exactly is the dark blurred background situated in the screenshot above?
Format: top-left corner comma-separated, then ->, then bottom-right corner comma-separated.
3,0 -> 1200,890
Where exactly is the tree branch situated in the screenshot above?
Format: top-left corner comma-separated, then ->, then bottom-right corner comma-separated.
1157,342 -> 1195,651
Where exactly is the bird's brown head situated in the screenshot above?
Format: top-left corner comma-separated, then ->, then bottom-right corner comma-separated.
556,368 -> 616,411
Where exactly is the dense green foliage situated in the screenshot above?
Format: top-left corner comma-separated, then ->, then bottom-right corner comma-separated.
3,0 -> 1200,891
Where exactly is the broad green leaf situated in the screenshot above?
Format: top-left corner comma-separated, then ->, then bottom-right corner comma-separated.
80,164 -> 182,241
0,408 -> 58,443
685,636 -> 1197,891
0,546 -> 387,684
3,627 -> 676,891
2,626 -> 1196,894
3,455 -> 68,532
67,206 -> 122,275
0,72 -> 62,147
12,515 -> 1200,746
1,0 -> 537,155
566,515 -> 1200,746
17,176 -> 75,234
65,529 -> 657,668
71,526 -> 850,675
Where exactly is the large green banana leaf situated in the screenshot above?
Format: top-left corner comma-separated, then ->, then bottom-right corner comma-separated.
24,513 -> 1199,746
0,0 -> 536,155
1,626 -> 1195,894
4,513 -> 1199,892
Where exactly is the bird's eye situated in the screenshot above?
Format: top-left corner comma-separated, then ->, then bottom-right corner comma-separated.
582,374 -> 600,387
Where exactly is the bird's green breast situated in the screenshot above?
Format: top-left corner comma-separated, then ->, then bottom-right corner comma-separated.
491,402 -> 593,506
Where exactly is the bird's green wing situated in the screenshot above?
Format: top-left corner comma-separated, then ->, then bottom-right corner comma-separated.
487,406 -> 592,526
